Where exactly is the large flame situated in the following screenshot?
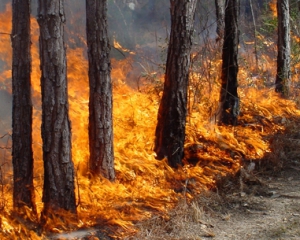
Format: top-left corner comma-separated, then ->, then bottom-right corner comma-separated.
1,3 -> 300,239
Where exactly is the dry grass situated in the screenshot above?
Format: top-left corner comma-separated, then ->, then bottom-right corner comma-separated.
126,196 -> 217,240
126,111 -> 300,240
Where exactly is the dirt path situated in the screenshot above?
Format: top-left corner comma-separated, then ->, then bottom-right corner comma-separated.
129,163 -> 300,240
202,166 -> 300,240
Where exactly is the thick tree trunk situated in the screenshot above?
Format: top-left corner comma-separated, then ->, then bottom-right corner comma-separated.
275,0 -> 290,97
219,0 -> 240,125
86,0 -> 115,180
11,0 -> 36,212
215,0 -> 225,42
37,0 -> 76,216
154,0 -> 198,168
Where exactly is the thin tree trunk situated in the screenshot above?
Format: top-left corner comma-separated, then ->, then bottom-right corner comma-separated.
215,0 -> 225,42
86,0 -> 115,180
275,0 -> 290,97
11,0 -> 36,213
154,0 -> 198,168
249,0 -> 259,70
37,0 -> 76,217
219,0 -> 240,125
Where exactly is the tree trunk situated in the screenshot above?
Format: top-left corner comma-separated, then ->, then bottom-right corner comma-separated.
11,0 -> 36,212
86,0 -> 115,180
215,0 -> 225,42
249,0 -> 259,70
219,0 -> 240,125
275,0 -> 290,97
154,0 -> 198,168
37,0 -> 76,217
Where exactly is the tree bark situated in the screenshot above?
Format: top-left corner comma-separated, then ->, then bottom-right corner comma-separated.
11,0 -> 36,212
275,0 -> 290,97
154,0 -> 198,168
37,0 -> 76,216
219,0 -> 240,125
215,0 -> 225,42
86,0 -> 115,180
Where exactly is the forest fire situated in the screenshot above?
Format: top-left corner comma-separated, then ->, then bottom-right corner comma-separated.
1,2 -> 300,239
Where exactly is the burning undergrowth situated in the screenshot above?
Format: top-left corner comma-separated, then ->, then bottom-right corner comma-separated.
1,3 -> 300,240
1,66 -> 300,239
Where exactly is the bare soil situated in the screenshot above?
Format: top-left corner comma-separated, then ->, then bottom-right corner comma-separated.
203,165 -> 300,240
129,162 -> 300,240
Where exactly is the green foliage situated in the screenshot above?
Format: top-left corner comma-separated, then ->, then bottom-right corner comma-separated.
290,38 -> 300,74
260,15 -> 277,37
289,0 -> 300,20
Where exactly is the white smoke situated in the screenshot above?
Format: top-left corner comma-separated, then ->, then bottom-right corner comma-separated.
128,2 -> 135,11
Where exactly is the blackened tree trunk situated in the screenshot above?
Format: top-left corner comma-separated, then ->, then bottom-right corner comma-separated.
11,0 -> 36,212
215,0 -> 225,42
86,0 -> 115,180
154,0 -> 198,168
37,0 -> 76,217
275,0 -> 290,97
219,0 -> 240,125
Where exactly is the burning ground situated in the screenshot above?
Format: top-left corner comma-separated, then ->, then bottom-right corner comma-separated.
1,1 -> 300,239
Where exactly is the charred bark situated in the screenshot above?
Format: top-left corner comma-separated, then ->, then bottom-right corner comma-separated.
275,0 -> 290,97
37,0 -> 76,216
219,0 -> 240,125
86,0 -> 115,180
11,0 -> 36,212
154,0 -> 198,168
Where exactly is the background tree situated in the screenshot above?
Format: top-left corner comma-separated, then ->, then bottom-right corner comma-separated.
219,0 -> 240,125
37,0 -> 76,218
86,0 -> 115,180
154,0 -> 198,168
11,0 -> 35,212
215,0 -> 225,42
275,0 -> 290,97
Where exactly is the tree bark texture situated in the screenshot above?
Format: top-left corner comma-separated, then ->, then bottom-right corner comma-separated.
219,0 -> 240,125
154,0 -> 198,168
11,0 -> 36,212
215,0 -> 225,42
37,0 -> 76,215
275,0 -> 290,97
86,0 -> 115,180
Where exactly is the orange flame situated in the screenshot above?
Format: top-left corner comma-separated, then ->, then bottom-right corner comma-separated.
269,0 -> 277,17
1,3 -> 300,239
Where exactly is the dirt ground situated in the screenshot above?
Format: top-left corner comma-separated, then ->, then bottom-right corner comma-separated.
129,161 -> 300,240
200,165 -> 300,240
46,162 -> 300,240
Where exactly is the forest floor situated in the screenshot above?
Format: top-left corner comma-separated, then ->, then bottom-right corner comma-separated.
129,161 -> 300,240
208,165 -> 300,240
124,94 -> 300,240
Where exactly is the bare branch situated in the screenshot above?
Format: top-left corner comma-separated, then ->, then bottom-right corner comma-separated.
0,133 -> 11,139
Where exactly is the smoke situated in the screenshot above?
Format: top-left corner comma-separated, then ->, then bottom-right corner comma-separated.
0,0 -> 221,134
0,89 -> 11,132
0,89 -> 11,173
0,2 -> 12,155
